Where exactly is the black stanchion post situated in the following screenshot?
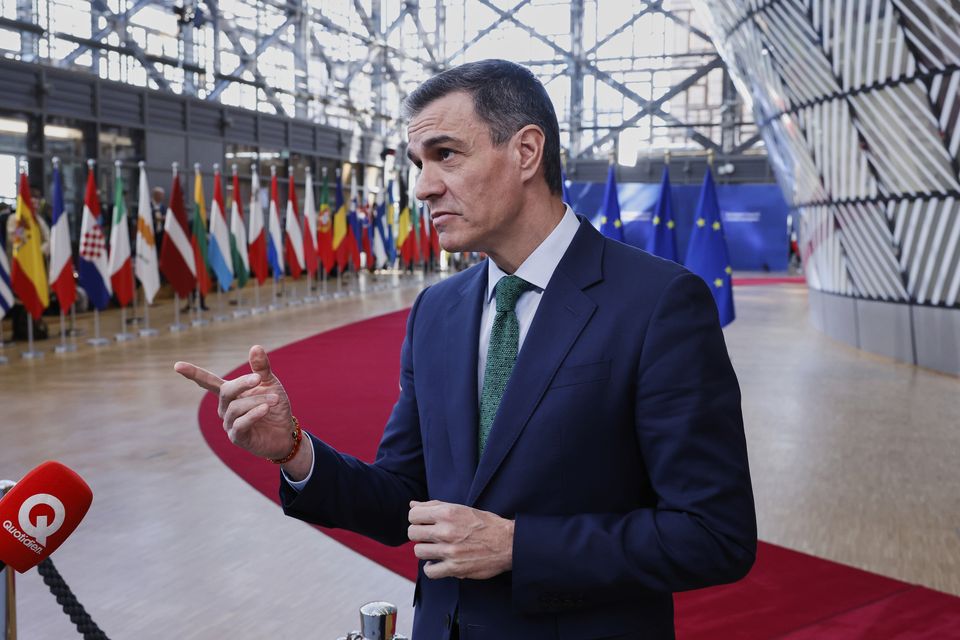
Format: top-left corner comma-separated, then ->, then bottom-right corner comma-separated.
1,560 -> 13,640
1,480 -> 16,640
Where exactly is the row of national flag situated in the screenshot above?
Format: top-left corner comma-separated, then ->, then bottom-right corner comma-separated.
1,160 -> 442,324
595,164 -> 735,327
4,159 -> 149,323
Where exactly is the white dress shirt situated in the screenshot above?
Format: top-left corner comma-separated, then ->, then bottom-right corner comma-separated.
477,205 -> 580,396
287,205 -> 581,490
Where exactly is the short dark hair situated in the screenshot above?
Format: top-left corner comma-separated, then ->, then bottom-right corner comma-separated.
402,59 -> 563,195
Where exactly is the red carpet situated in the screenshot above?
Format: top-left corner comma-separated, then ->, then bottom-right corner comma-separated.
197,309 -> 960,638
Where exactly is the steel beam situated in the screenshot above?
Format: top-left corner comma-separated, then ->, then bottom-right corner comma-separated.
293,1 -> 310,118
181,0 -> 198,96
582,57 -> 724,155
445,0 -> 531,63
207,14 -> 296,101
59,0 -> 154,67
475,0 -> 723,153
88,0 -> 172,91
569,0 -> 585,154
653,7 -> 712,44
732,133 -> 763,154
207,7 -> 287,113
18,0 -> 38,62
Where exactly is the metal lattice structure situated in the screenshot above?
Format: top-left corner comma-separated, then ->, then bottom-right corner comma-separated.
0,0 -> 760,163
696,0 -> 960,310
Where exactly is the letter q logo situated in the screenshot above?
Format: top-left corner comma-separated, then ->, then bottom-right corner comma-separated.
18,494 -> 65,546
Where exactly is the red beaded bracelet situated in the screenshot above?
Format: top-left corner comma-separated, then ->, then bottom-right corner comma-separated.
269,416 -> 303,465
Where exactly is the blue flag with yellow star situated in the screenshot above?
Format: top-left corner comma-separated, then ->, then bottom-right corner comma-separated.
647,167 -> 678,262
685,168 -> 735,327
599,164 -> 624,242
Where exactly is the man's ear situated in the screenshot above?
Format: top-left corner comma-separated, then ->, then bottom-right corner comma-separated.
515,125 -> 546,185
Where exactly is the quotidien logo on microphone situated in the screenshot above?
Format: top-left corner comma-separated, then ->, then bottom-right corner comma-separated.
2,493 -> 66,554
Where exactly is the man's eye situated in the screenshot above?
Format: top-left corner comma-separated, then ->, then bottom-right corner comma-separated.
439,149 -> 454,160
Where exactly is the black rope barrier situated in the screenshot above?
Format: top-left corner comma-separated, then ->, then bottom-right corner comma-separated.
36,558 -> 110,640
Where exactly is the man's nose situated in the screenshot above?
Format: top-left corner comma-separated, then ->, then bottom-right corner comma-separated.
415,164 -> 444,202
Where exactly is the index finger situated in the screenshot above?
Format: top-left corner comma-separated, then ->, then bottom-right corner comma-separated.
174,361 -> 225,393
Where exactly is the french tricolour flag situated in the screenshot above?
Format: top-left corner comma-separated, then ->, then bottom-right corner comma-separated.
48,160 -> 76,311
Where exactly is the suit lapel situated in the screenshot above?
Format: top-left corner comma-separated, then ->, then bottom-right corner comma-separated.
444,263 -> 486,486
467,219 -> 604,506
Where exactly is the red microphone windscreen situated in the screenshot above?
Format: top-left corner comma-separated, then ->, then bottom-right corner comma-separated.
0,461 -> 93,573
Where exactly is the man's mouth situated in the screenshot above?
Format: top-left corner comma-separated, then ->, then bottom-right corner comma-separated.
431,212 -> 456,224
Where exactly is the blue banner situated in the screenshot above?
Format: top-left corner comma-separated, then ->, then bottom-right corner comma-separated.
567,180 -> 790,271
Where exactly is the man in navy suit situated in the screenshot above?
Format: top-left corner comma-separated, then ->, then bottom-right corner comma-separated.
177,59 -> 755,639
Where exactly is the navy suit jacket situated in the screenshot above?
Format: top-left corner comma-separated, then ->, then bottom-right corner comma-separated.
281,218 -> 756,639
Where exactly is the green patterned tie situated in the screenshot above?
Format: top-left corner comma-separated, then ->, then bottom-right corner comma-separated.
479,275 -> 535,458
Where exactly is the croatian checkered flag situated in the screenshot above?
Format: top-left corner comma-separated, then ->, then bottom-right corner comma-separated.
77,159 -> 112,310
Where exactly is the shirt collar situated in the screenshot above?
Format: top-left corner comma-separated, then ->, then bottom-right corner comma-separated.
486,204 -> 580,302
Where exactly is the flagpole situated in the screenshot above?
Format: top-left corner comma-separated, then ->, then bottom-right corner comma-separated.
48,156 -> 76,354
191,288 -> 209,327
109,159 -> 136,343
191,286 -> 204,326
266,164 -> 281,311
284,164 -> 304,308
191,163 -> 209,327
319,166 -> 329,300
0,320 -> 7,365
21,316 -> 43,359
209,163 -> 232,322
54,307 -> 75,353
171,293 -> 186,332
88,308 -> 109,346
303,166 -> 316,303
191,289 -> 208,326
80,158 -> 110,347
251,280 -> 263,315
140,292 -> 157,337
269,276 -> 280,311
116,305 -> 133,341
12,156 -> 42,359
233,286 -> 247,318
214,288 -> 230,322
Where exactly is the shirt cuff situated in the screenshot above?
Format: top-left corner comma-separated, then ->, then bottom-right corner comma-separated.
281,435 -> 315,491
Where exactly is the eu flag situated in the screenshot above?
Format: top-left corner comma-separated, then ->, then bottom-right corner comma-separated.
647,167 -> 678,262
685,168 -> 735,327
561,170 -> 572,207
599,164 -> 624,242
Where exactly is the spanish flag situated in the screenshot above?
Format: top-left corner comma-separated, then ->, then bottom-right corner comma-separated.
11,170 -> 49,320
